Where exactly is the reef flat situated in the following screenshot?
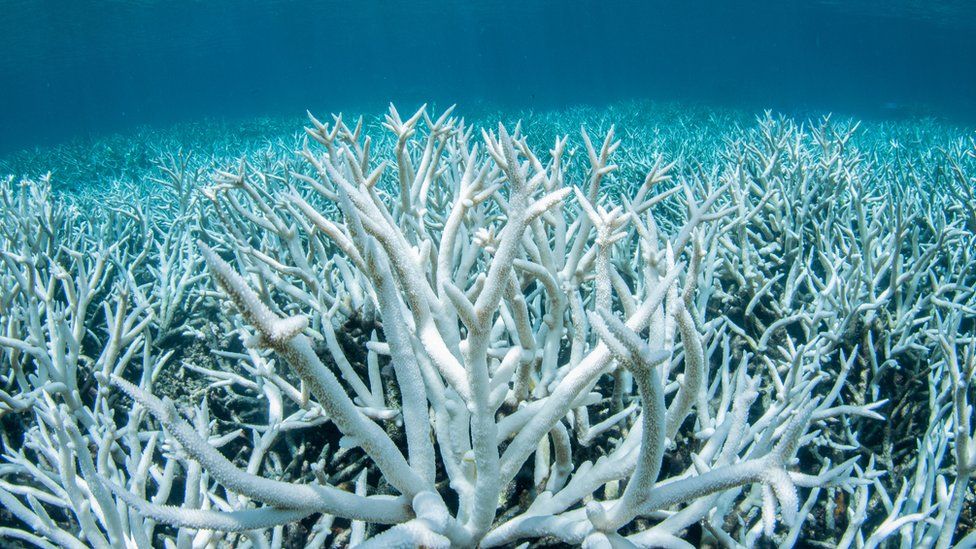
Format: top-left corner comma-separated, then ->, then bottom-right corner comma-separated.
1,101 -> 974,547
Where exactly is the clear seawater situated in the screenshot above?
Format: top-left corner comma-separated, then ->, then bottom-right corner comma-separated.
0,0 -> 974,154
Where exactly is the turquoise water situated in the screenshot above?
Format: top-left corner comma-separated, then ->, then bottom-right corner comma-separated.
1,0 -> 974,153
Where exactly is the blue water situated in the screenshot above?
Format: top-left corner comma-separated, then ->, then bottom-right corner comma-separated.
1,0 -> 974,154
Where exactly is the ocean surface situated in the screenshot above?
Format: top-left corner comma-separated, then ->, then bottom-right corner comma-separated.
1,0 -> 975,154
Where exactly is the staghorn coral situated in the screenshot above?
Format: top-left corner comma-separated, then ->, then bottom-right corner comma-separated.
0,103 -> 974,548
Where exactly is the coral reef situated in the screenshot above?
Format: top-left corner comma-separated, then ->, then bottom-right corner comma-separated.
0,102 -> 974,547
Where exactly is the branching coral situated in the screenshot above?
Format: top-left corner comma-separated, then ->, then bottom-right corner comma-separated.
0,103 -> 974,547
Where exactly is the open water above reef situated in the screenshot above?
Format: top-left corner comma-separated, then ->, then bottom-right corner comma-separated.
1,0 -> 975,155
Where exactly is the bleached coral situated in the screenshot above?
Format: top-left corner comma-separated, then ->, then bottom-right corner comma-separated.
0,103 -> 974,547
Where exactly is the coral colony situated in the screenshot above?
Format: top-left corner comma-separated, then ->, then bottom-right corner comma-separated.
0,102 -> 974,548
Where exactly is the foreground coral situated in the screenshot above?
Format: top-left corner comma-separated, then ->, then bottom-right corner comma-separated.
0,103 -> 974,547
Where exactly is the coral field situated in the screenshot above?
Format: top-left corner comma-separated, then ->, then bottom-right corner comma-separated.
0,102 -> 974,547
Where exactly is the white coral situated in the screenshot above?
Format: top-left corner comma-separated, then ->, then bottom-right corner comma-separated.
0,104 -> 973,548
